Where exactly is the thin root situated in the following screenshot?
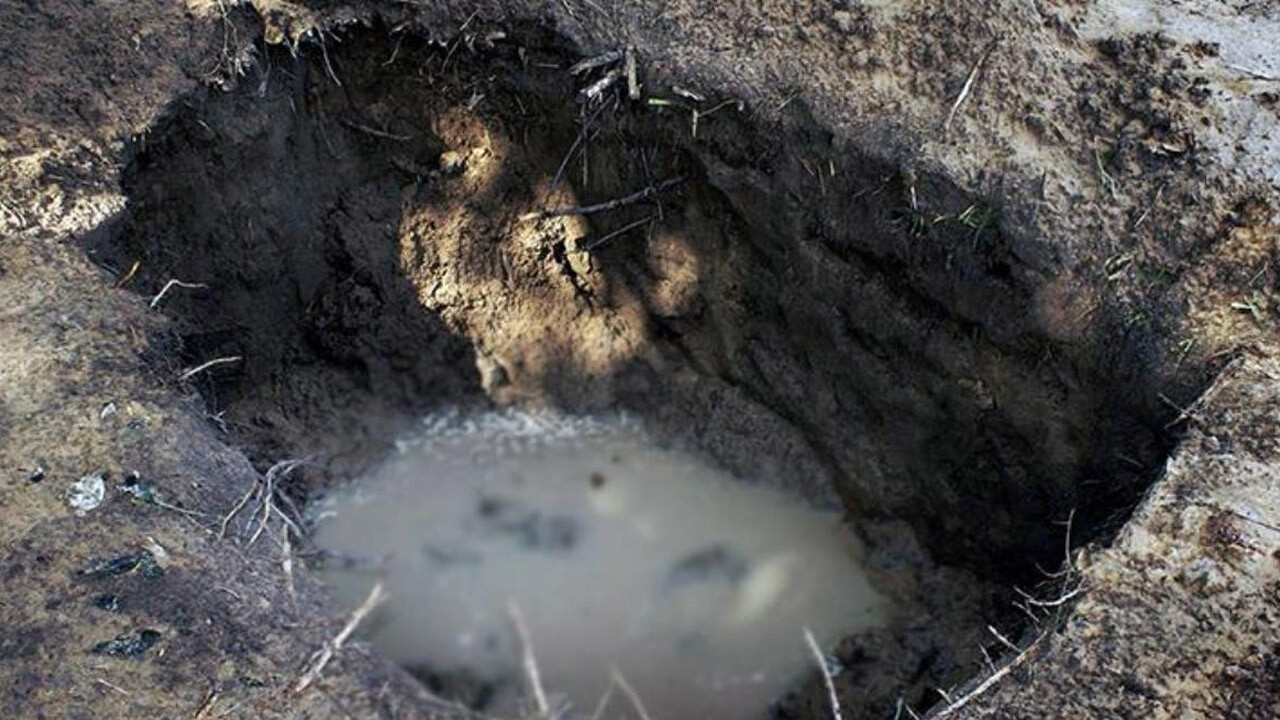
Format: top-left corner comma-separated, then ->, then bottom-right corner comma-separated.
179,356 -> 242,382
293,581 -> 388,695
507,600 -> 550,718
522,176 -> 685,222
803,627 -> 844,720
150,279 -> 208,309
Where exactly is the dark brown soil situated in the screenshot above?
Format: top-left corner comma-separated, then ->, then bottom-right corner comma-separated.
2,0 -> 1277,719
91,23 -> 1165,578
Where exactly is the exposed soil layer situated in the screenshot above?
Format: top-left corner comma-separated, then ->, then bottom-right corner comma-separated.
75,22 -> 1174,716
92,27 -> 1165,581
2,0 -> 1278,719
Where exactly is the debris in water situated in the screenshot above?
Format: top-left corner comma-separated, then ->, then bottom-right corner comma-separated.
313,409 -> 889,718
67,473 -> 107,515
665,544 -> 749,588
91,629 -> 162,658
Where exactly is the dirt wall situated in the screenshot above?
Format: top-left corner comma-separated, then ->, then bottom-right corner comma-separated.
1,0 -> 1277,718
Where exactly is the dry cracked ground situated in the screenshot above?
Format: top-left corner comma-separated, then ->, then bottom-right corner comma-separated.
1,1 -> 1278,718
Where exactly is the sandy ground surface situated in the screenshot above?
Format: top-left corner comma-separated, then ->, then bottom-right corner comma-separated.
1,0 -> 1277,718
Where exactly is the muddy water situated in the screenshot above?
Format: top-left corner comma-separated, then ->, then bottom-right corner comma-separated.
311,411 -> 890,718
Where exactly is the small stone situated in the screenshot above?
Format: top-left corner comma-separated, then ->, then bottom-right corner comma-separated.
90,629 -> 162,658
438,150 -> 467,175
81,550 -> 165,579
117,472 -> 157,504
1179,557 -> 1227,594
67,473 -> 107,516
666,544 -> 749,588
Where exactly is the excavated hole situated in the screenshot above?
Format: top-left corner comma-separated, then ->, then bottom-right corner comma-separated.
85,24 -> 1170,719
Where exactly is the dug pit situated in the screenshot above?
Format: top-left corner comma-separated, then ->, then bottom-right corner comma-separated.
83,24 -> 1171,718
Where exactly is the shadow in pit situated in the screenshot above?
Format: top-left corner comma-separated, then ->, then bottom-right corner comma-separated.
81,20 -> 1189,720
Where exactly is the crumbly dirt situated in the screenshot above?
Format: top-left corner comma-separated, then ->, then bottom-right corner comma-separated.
1,0 -> 1277,718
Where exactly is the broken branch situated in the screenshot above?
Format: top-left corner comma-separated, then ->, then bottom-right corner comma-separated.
569,49 -> 625,75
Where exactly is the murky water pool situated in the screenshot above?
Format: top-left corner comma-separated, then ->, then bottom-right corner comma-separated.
311,411 -> 890,718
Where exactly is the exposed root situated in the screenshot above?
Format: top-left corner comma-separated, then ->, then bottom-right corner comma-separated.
178,356 -> 242,382
580,214 -> 655,252
933,630 -> 1049,717
149,278 -> 208,308
987,625 -> 1019,653
293,580 -> 388,695
94,678 -> 131,696
521,176 -> 686,221
217,459 -> 307,545
507,600 -> 550,718
339,119 -> 411,141
246,460 -> 307,545
610,667 -> 654,720
803,627 -> 844,720
587,677 -> 617,720
943,39 -> 998,132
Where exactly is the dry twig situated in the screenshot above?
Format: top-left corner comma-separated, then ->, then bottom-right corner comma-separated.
116,261 -> 141,288
95,678 -> 131,696
944,39 -> 998,132
193,688 -> 219,719
569,49 -> 625,75
581,68 -> 623,101
625,46 -> 640,100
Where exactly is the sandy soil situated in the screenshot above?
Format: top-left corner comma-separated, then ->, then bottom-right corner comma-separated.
0,0 -> 1277,718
